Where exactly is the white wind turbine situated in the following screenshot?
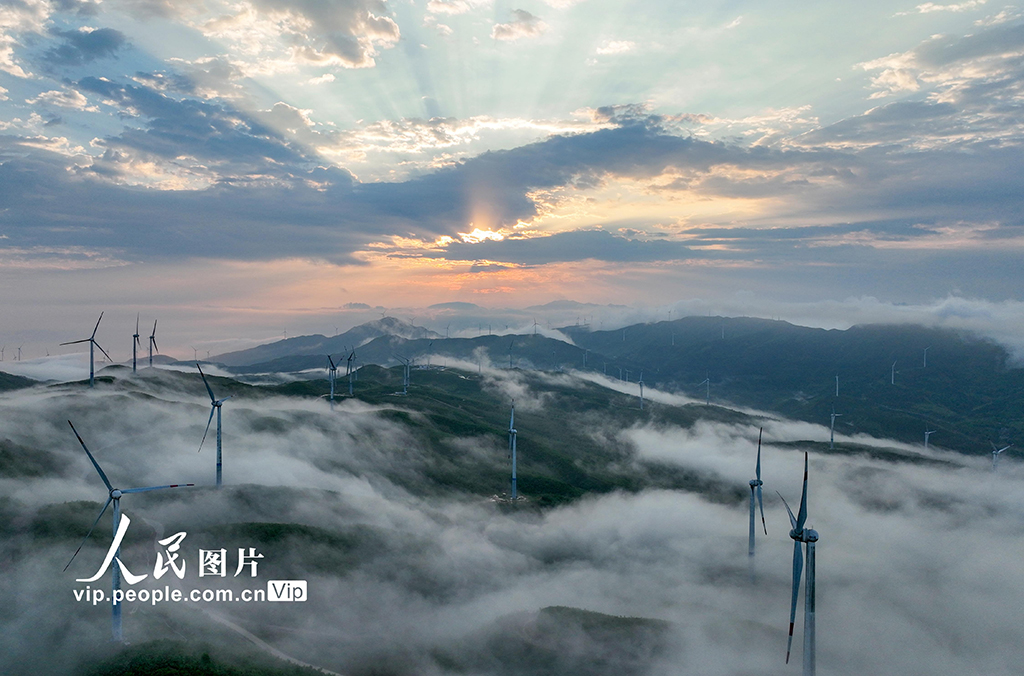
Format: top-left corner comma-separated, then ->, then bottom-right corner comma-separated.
326,354 -> 338,409
347,350 -> 356,395
748,428 -> 767,581
131,314 -> 141,374
394,355 -> 410,394
638,371 -> 645,410
148,320 -> 158,367
924,429 -> 936,450
64,421 -> 193,642
891,360 -> 897,385
699,373 -> 710,405
508,400 -> 518,501
197,364 -> 232,488
829,405 -> 841,450
60,312 -> 111,388
991,442 -> 1012,471
779,452 -> 818,676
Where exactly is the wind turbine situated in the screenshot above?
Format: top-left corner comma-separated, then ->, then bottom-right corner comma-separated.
60,313 -> 111,388
779,452 -> 818,676
991,442 -> 1012,471
17,345 -> 22,361
347,350 -> 356,395
533,319 -> 538,336
394,355 -> 410,394
148,320 -> 158,367
0,345 -> 4,361
131,315 -> 141,374
508,400 -> 518,501
748,428 -> 766,581
638,371 -> 645,410
326,354 -> 338,409
924,429 -> 936,450
923,346 -> 930,368
891,360 -> 897,385
197,364 -> 232,488
699,373 -> 710,405
829,405 -> 841,450
64,421 -> 193,642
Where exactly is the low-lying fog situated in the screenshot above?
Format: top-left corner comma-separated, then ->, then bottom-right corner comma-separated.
0,368 -> 1021,675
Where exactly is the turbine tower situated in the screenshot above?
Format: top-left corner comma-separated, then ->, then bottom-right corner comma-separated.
64,421 -> 193,641
131,314 -> 141,374
748,428 -> 766,581
197,364 -> 232,488
347,350 -> 355,395
829,405 -> 841,450
991,442 -> 1012,471
508,400 -> 518,501
326,354 -> 338,409
699,373 -> 710,405
394,355 -> 410,394
891,360 -> 897,385
924,429 -> 936,449
779,452 -> 818,676
148,320 -> 158,367
638,371 -> 645,410
923,346 -> 930,368
60,312 -> 111,388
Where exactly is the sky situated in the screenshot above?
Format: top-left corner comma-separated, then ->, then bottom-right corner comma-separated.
2,0 -> 1024,357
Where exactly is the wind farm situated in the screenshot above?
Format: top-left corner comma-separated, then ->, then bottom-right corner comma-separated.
0,311 -> 1022,676
3,0 -> 1024,672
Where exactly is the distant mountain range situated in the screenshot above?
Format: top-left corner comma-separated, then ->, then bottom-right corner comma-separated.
202,315 -> 1023,456
213,317 -> 440,367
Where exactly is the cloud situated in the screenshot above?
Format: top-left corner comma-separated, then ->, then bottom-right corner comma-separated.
899,0 -> 986,14
595,39 -> 634,55
2,367 -> 1024,675
196,0 -> 401,70
491,9 -> 547,41
425,0 -> 487,15
44,27 -> 128,66
26,87 -> 96,110
431,229 -> 698,264
0,0 -> 52,77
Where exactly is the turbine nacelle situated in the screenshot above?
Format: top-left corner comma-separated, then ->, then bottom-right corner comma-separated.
749,478 -> 763,488
110,489 -> 123,499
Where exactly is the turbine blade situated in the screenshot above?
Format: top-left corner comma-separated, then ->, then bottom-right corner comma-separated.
216,396 -> 233,404
757,485 -> 766,535
90,312 -> 104,339
68,421 -> 113,491
778,491 -> 797,529
63,497 -> 112,572
756,427 -> 762,481
797,452 -> 808,530
93,340 -> 112,362
786,539 -> 804,664
152,338 -> 159,353
198,406 -> 215,452
122,483 -> 194,493
197,364 -> 216,402
59,339 -> 89,346
136,314 -> 140,334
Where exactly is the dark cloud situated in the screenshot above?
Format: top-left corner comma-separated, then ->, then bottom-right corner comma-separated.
75,76 -> 314,175
45,28 -> 128,66
434,229 -> 699,264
